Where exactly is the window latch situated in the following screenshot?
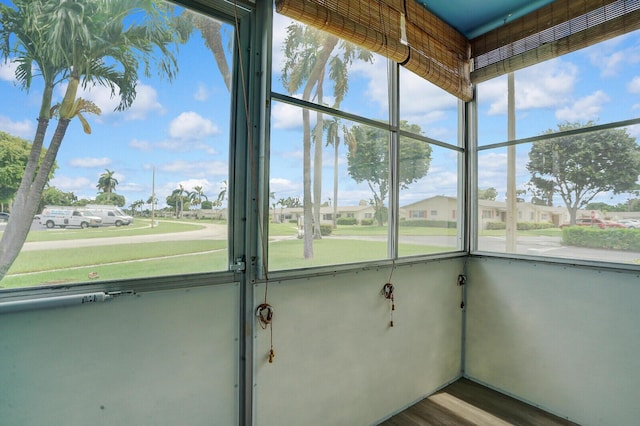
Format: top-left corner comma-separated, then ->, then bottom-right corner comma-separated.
231,257 -> 246,273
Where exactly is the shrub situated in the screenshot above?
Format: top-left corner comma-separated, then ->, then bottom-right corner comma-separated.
360,218 -> 374,226
563,227 -> 640,251
337,217 -> 358,225
319,224 -> 333,236
399,219 -> 456,228
486,221 -> 555,231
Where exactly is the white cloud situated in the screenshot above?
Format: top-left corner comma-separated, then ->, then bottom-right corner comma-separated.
159,160 -> 227,177
129,138 -> 153,152
0,115 -> 34,138
0,59 -> 18,82
271,13 -> 295,81
68,157 -> 111,168
270,177 -> 302,194
483,59 -> 578,115
48,175 -> 93,193
169,111 -> 220,140
271,99 -> 318,130
194,83 -> 210,101
77,82 -> 164,120
584,33 -> 640,77
628,76 -> 640,94
555,90 -> 610,122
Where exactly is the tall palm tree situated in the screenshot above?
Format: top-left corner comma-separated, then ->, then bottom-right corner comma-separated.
324,117 -> 341,228
97,169 -> 119,201
214,180 -> 227,207
189,186 -> 207,209
0,0 -> 188,281
282,24 -> 371,257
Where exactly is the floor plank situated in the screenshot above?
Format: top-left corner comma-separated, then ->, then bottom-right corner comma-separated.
378,378 -> 580,425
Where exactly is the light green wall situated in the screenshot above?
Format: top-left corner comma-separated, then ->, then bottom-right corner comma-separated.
253,258 -> 465,426
465,257 -> 640,426
0,284 -> 239,426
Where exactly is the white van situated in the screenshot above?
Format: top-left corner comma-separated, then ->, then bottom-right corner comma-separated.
40,208 -> 102,229
82,205 -> 133,226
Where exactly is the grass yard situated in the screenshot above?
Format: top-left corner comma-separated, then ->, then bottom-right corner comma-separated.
1,235 -> 447,288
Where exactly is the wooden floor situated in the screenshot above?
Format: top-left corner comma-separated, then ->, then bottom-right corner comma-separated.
379,378 -> 580,426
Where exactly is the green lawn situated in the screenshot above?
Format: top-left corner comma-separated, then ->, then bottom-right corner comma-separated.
0,219 -> 560,289
1,236 -> 447,288
21,219 -> 205,242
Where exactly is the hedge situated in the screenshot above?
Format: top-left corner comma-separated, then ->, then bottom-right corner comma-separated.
399,219 -> 457,228
337,217 -> 358,225
360,218 -> 375,226
562,227 -> 640,251
486,221 -> 555,230
319,224 -> 333,236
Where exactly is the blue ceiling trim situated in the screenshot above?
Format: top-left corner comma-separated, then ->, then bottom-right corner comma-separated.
415,0 -> 557,39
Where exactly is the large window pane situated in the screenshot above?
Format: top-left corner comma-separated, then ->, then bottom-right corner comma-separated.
476,125 -> 640,265
477,29 -> 640,146
269,104 -> 389,269
399,143 -> 462,256
399,67 -> 459,147
271,11 -> 389,121
0,4 -> 232,289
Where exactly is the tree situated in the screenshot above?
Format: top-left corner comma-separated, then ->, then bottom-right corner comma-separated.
96,169 -> 118,201
527,121 -> 640,225
214,180 -> 227,207
188,185 -> 207,209
38,186 -> 76,212
0,132 -> 54,209
478,187 -> 498,201
347,121 -> 432,226
130,199 -> 145,216
95,192 -> 125,207
282,23 -> 371,257
0,0 -> 188,282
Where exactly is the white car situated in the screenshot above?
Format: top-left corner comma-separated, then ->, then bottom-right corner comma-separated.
617,219 -> 640,229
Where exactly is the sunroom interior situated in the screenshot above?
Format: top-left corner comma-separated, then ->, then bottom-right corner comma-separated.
1,0 -> 639,425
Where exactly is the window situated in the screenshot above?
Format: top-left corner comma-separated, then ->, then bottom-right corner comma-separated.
475,28 -> 640,266
0,2 -> 234,289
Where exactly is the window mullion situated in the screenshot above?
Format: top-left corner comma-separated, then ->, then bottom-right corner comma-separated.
388,59 -> 400,260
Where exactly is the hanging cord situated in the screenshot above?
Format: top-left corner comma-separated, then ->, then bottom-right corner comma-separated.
233,1 -> 274,363
382,260 -> 397,327
458,258 -> 468,309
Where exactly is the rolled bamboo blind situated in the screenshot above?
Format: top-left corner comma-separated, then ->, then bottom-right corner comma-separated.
471,0 -> 640,83
275,0 -> 473,101
275,0 -> 640,100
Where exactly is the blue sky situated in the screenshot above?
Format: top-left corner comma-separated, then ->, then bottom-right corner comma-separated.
0,2 -> 233,210
0,3 -> 639,211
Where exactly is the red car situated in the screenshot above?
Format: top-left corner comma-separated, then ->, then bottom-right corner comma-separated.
560,218 -> 625,229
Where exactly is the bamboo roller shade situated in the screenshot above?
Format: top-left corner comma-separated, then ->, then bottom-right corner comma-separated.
471,0 -> 640,83
275,0 -> 473,101
275,0 -> 640,100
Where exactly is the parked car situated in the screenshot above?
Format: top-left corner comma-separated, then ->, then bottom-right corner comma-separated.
617,219 -> 640,229
560,218 -> 625,229
39,208 -> 102,229
0,212 -> 9,222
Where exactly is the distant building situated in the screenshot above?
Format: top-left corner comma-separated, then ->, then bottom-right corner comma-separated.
399,195 -> 604,230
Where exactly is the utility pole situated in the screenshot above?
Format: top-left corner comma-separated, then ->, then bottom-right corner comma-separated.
151,166 -> 155,228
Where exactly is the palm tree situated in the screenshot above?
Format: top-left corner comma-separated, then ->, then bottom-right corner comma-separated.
97,169 -> 119,201
0,0 -> 187,281
130,200 -> 144,216
324,117 -> 342,228
282,24 -> 371,256
189,186 -> 207,209
182,10 -> 231,91
178,184 -> 187,217
214,180 -> 227,208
